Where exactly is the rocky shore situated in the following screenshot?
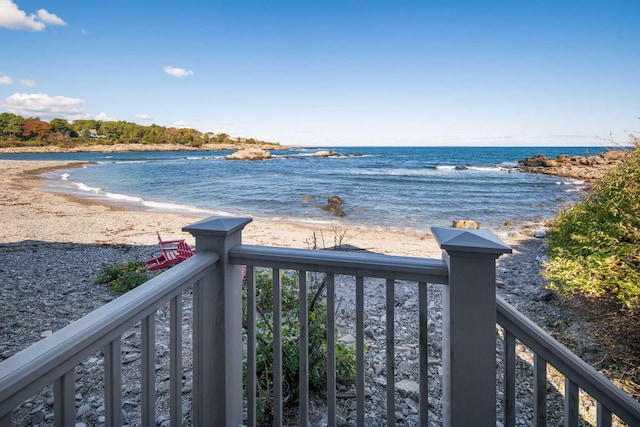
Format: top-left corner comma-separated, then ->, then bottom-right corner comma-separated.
517,149 -> 630,181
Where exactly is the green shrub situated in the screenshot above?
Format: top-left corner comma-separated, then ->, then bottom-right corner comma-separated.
544,142 -> 640,308
94,260 -> 150,293
244,269 -> 356,422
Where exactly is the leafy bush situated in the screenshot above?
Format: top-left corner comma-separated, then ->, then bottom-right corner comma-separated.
544,142 -> 640,308
244,269 -> 356,422
94,260 -> 150,293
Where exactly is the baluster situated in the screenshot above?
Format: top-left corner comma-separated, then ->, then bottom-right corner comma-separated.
169,294 -> 182,426
141,313 -> 156,427
534,354 -> 547,427
54,369 -> 75,427
246,266 -> 257,427
418,281 -> 428,427
596,402 -> 612,427
327,273 -> 336,427
104,339 -> 123,427
504,329 -> 516,427
273,268 -> 283,426
386,279 -> 395,427
564,378 -> 579,427
298,270 -> 309,427
356,275 -> 365,427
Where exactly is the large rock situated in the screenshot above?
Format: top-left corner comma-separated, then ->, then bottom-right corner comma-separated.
322,202 -> 346,217
327,195 -> 343,204
452,219 -> 480,229
225,148 -> 272,160
313,150 -> 342,158
517,149 -> 630,181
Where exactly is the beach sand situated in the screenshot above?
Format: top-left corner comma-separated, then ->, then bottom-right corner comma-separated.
0,160 -> 482,258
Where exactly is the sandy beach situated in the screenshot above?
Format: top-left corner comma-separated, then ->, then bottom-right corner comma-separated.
0,159 -> 477,258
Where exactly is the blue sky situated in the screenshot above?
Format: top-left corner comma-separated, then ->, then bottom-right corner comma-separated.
0,1 -> 638,146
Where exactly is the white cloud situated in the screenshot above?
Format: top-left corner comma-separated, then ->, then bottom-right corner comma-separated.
136,114 -> 152,120
36,9 -> 66,26
163,66 -> 194,78
19,79 -> 36,87
172,120 -> 190,128
1,93 -> 86,119
95,112 -> 116,121
0,75 -> 13,85
0,0 -> 66,31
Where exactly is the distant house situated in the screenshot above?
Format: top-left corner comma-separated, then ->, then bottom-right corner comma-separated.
81,129 -> 107,140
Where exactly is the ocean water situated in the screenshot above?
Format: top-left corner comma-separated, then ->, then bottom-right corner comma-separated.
2,146 -> 607,234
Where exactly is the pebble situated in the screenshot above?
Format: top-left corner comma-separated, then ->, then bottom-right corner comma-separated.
0,238 -> 620,426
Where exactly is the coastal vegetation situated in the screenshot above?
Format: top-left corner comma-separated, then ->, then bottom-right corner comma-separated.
245,269 -> 356,422
0,112 -> 280,149
544,138 -> 640,395
93,260 -> 151,294
544,140 -> 640,309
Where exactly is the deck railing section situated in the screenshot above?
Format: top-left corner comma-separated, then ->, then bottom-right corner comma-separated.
0,249 -> 219,427
1,215 -> 640,426
497,297 -> 640,426
228,243 -> 450,427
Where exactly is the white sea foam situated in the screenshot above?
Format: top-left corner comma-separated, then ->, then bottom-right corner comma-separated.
556,179 -> 586,186
74,182 -> 101,193
185,156 -> 221,160
499,161 -> 518,168
467,166 -> 503,172
435,165 -> 456,170
105,192 -> 144,203
60,173 -> 70,181
142,200 -> 214,214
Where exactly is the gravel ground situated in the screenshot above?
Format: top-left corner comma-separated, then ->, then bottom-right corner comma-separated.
0,237 -> 629,426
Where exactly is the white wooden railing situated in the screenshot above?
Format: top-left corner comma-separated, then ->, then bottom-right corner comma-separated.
0,216 -> 639,426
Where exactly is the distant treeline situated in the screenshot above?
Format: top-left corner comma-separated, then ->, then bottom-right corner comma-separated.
0,112 -> 279,147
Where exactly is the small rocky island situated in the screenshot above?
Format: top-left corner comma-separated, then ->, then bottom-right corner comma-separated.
517,149 -> 629,181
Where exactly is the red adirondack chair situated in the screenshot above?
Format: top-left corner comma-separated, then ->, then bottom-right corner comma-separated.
145,233 -> 195,271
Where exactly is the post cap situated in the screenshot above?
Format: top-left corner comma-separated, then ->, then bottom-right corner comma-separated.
431,227 -> 512,256
183,216 -> 252,237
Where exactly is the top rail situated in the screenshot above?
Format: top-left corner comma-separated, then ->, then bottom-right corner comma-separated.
0,252 -> 219,416
496,295 -> 640,424
229,244 -> 449,284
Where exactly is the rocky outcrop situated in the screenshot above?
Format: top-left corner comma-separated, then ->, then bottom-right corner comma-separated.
517,150 -> 629,181
224,148 -> 272,160
313,150 -> 343,158
322,195 -> 346,217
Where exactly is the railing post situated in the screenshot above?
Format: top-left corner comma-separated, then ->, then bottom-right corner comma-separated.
184,216 -> 252,427
432,227 -> 512,427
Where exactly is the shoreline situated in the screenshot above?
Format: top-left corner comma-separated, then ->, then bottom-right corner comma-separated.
1,159 -> 470,258
0,142 -> 290,154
